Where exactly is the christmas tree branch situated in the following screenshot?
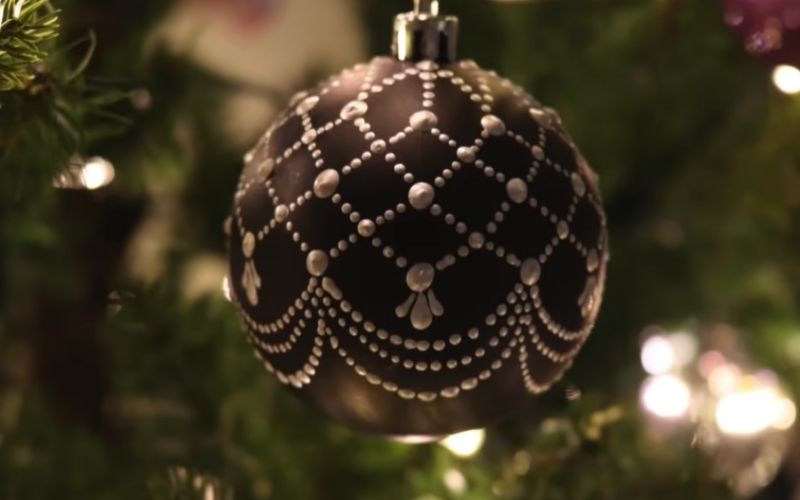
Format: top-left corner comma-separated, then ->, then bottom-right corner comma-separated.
0,0 -> 60,91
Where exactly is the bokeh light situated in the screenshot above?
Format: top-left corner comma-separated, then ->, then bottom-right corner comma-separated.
716,387 -> 797,436
707,364 -> 741,396
641,375 -> 691,419
442,468 -> 467,494
668,331 -> 698,366
440,429 -> 486,458
641,335 -> 677,375
53,156 -> 116,190
773,398 -> 797,431
81,157 -> 116,189
772,65 -> 800,94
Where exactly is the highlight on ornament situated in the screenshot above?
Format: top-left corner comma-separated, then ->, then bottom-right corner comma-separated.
53,155 -> 116,190
221,276 -> 232,302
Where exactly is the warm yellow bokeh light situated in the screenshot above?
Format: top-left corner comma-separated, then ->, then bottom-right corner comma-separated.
80,157 -> 116,190
716,388 -> 797,436
440,429 -> 486,458
772,65 -> 800,94
640,375 -> 691,419
640,335 -> 676,375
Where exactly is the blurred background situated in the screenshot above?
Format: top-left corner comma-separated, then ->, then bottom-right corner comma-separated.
2,0 -> 800,498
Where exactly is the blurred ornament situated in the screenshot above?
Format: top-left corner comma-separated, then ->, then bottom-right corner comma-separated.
189,0 -> 285,32
724,0 -> 800,65
154,0 -> 366,144
228,0 -> 608,437
53,156 -> 115,191
638,323 -> 797,497
124,189 -> 178,285
180,253 -> 229,302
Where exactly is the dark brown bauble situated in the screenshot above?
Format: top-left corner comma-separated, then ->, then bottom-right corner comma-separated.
228,56 -> 608,438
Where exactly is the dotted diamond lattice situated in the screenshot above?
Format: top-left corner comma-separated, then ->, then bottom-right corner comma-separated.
228,56 -> 608,436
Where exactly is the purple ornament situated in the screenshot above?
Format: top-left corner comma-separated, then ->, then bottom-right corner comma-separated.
724,0 -> 800,65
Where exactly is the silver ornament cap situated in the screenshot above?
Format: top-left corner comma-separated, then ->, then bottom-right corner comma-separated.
392,0 -> 459,63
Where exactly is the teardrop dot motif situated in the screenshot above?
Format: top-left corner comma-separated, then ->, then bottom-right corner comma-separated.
306,250 -> 329,277
242,232 -> 256,258
520,258 -> 541,286
410,294 -> 433,330
313,169 -> 340,199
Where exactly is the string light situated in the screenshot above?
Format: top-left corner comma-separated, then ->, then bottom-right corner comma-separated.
715,386 -> 793,436
53,156 -> 116,190
640,326 -> 798,435
640,330 -> 698,376
640,375 -> 691,419
638,324 -> 798,497
640,335 -> 677,375
440,429 -> 486,458
772,65 -> 800,94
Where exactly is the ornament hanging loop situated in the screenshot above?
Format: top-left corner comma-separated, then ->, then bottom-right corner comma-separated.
414,0 -> 439,15
393,0 -> 458,63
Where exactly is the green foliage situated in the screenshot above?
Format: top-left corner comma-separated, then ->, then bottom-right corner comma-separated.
0,29 -> 139,202
2,0 -> 800,499
0,0 -> 59,91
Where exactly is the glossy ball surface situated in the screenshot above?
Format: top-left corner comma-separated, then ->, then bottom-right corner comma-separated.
228,57 -> 608,437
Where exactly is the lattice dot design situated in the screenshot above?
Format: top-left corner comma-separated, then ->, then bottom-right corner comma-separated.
228,56 -> 608,436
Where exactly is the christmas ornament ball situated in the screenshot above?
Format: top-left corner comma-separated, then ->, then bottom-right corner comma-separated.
228,6 -> 608,438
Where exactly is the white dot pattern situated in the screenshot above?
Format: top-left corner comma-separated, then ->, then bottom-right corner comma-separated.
230,57 -> 608,414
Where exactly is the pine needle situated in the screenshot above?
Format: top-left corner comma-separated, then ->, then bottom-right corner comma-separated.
0,0 -> 60,91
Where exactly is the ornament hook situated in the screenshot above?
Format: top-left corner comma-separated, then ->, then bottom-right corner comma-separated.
393,0 -> 458,63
